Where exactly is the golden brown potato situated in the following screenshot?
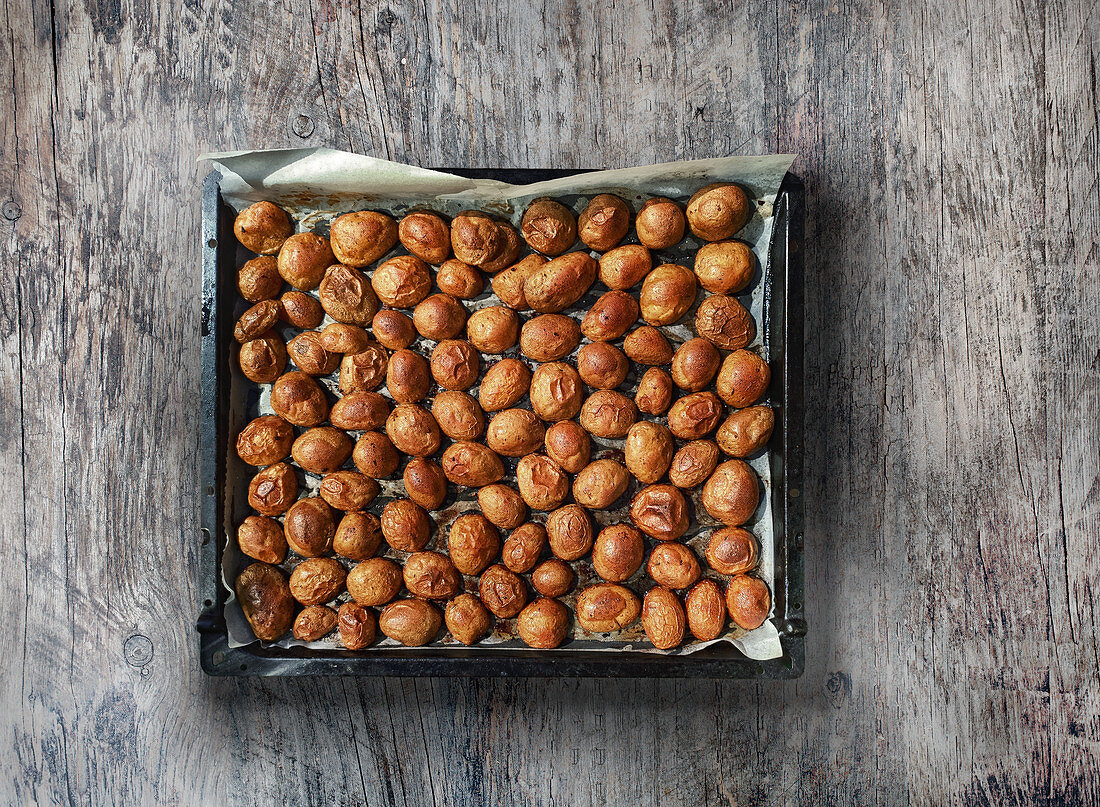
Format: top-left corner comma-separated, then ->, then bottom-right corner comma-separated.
432,390 -> 487,441
640,264 -> 697,326
693,240 -> 754,294
381,499 -> 432,551
436,259 -> 485,299
332,511 -> 384,561
578,194 -> 631,251
530,363 -> 583,422
450,212 -> 505,267
573,459 -> 630,509
277,232 -> 335,290
278,290 -> 324,329
517,598 -> 571,648
635,197 -> 686,250
515,453 -> 570,511
329,391 -> 390,431
598,244 -> 652,290
726,575 -> 770,630
238,332 -> 287,383
338,602 -> 377,649
671,338 -> 721,391
716,406 -> 774,457
330,210 -> 399,267
486,409 -> 546,457
289,557 -> 347,606
352,431 -> 400,478
294,604 -> 338,641
521,199 -> 577,255
398,211 -> 451,264
234,201 -> 293,255
287,331 -> 340,376
412,293 -> 468,341
441,441 -> 505,487
685,579 -> 727,641
575,583 -> 640,632
445,594 -> 491,645
520,314 -> 581,362
319,264 -> 379,326
581,290 -> 640,342
686,183 -> 751,242
531,558 -> 574,598
667,391 -> 723,439
430,339 -> 480,390
492,254 -> 546,310
386,349 -> 431,404
524,252 -> 598,313
592,524 -> 645,583
668,440 -> 720,488
704,527 -> 759,575
546,504 -> 594,561
371,254 -> 432,308
543,420 -> 590,473
236,415 -> 294,466
238,256 -> 282,302
466,306 -> 519,354
319,323 -> 372,354
234,300 -> 281,343
372,309 -> 416,349
576,343 -> 629,390
624,421 -> 674,484
292,427 -> 353,474
623,326 -> 673,366
478,484 -> 527,530
716,350 -> 770,408
695,294 -> 755,350
635,367 -> 674,416
647,542 -> 701,590
701,460 -> 760,525
578,390 -> 636,438
641,586 -> 685,649
502,522 -> 548,573
479,358 -> 531,412
447,512 -> 502,575
478,565 -> 528,618
321,471 -> 380,513
346,557 -> 403,606
379,598 -> 443,645
386,404 -> 441,457
235,562 -> 294,641
247,462 -> 298,516
237,515 -> 288,564
629,484 -> 689,541
479,222 -> 523,274
404,551 -> 462,600
403,458 -> 448,510
339,345 -> 390,394
284,497 -> 336,557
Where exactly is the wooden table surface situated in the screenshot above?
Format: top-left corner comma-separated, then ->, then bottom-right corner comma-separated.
3,0 -> 1098,804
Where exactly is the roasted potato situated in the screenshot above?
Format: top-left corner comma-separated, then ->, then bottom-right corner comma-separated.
671,337 -> 721,391
578,390 -> 636,438
237,515 -> 288,565
623,421 -> 674,484
432,390 -> 487,441
580,290 -> 639,342
352,431 -> 400,478
716,406 -> 774,457
283,497 -> 336,557
575,583 -> 640,632
386,404 -> 442,457
430,339 -> 480,390
546,504 -> 594,561
247,462 -> 298,516
486,409 -> 546,457
666,391 -> 723,440
725,575 -> 770,630
578,194 -> 631,251
641,586 -> 686,649
576,343 -> 629,390
520,314 -> 581,362
447,513 -> 502,575
493,254 -> 546,310
668,440 -> 720,488
289,557 -> 347,606
635,367 -> 675,415
436,259 -> 485,299
716,350 -> 771,408
330,391 -> 391,431
466,306 -> 519,354
530,558 -> 575,598
543,420 -> 591,474
524,252 -> 598,313
318,264 -> 379,326
647,542 -> 701,590
515,453 -> 570,511
337,602 -> 377,649
693,240 -> 754,294
629,484 -> 689,541
403,457 -> 448,510
441,441 -> 505,487
686,183 -> 751,242
598,244 -> 652,289
591,524 -> 645,583
685,579 -> 727,641
332,511 -> 384,561
320,470 -> 381,512
235,562 -> 294,641
701,460 -> 760,525
639,264 -> 697,326
635,197 -> 685,250
502,522 -> 548,574
704,527 -> 759,575
623,326 -> 673,366
294,604 -> 338,641
372,254 -> 432,308
517,598 -> 571,648
278,290 -> 324,329
695,294 -> 755,350
572,459 -> 630,509
277,232 -> 334,290
445,594 -> 491,645
346,557 -> 403,606
287,331 -> 340,377
291,427 -> 353,474
530,363 -> 584,422
234,201 -> 293,255
379,598 -> 442,645
478,564 -> 528,618
381,499 -> 432,551
238,256 -> 283,302
238,332 -> 287,383
234,300 -> 280,342
330,210 -> 399,267
521,199 -> 577,256
236,415 -> 294,467
477,484 -> 527,530
412,293 -> 468,341
403,551 -> 462,600
478,358 -> 531,413
398,211 -> 451,264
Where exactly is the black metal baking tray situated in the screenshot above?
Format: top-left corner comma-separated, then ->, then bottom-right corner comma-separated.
197,166 -> 805,677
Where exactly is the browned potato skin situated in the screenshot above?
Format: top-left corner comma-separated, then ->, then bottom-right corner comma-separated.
398,211 -> 451,264
575,583 -> 641,632
530,363 -> 583,422
432,390 -> 487,441
486,409 -> 546,457
235,562 -> 294,641
635,367 -> 675,416
379,598 -> 443,646
238,256 -> 282,302
247,462 -> 298,516
647,542 -> 701,590
321,470 -> 381,513
441,442 -> 505,487
578,194 -> 631,251
581,290 -> 640,342
685,579 -> 727,641
572,459 -> 630,509
466,306 -> 519,354
413,293 -> 468,341
387,349 -> 431,403
338,602 -> 377,649
237,516 -> 288,564
353,431 -> 400,478
449,213 -> 500,268
624,421 -> 674,484
270,372 -> 329,426
521,199 -> 577,256
319,323 -> 373,355
447,513 -> 502,575
234,300 -> 281,342
236,415 -> 294,466
336,341 -> 389,395
381,499 -> 432,551
330,211 -> 399,267
372,309 -> 416,350
598,244 -> 652,289
635,197 -> 686,250
629,484 -> 689,541
546,504 -> 594,561
477,222 -> 523,274
277,232 -> 335,290
430,339 -> 480,390
686,183 -> 751,242
667,391 -> 724,440
478,565 -> 528,618
371,254 -> 432,308
234,201 -> 293,255
287,331 -> 340,376
478,358 -> 531,412
543,421 -> 591,473
523,252 -> 598,313
515,453 -> 570,511
695,294 -> 755,350
726,575 -> 771,630
517,598 -> 571,648
671,338 -> 721,391
319,264 -> 379,326
284,498 -> 336,557
716,406 -> 775,457
333,511 -> 384,561
640,264 -> 697,326
294,605 -> 338,641
623,326 -> 674,366
705,527 -> 759,575
576,343 -> 629,390
492,254 -> 546,310
531,558 -> 574,598
346,557 -> 403,606
591,524 -> 645,583
403,551 -> 462,600
701,460 -> 760,526
403,458 -> 448,510
289,557 -> 347,606
693,240 -> 754,294
445,594 -> 492,645
520,314 -> 581,362
239,332 -> 287,383
716,350 -> 770,408
668,440 -> 720,488
578,390 -> 637,438
292,427 -> 353,474
502,523 -> 548,573
386,405 -> 442,457
642,586 -> 686,649
330,391 -> 390,431
436,259 -> 485,299
278,290 -> 324,329
478,484 -> 527,530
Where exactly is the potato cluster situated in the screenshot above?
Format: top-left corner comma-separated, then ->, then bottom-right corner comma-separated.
229,186 -> 773,652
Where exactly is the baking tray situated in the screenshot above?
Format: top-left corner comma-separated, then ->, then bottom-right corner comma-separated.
197,166 -> 805,677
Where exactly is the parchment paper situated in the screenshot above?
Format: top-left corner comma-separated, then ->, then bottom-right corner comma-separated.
204,148 -> 795,661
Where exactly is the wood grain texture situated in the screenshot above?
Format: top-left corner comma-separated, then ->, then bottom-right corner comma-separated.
1,0 -> 1097,804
